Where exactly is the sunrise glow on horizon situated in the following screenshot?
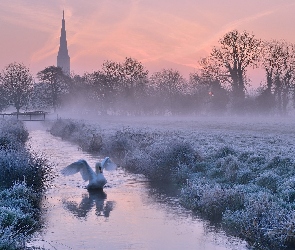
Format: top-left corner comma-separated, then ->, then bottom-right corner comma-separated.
1,0 -> 295,81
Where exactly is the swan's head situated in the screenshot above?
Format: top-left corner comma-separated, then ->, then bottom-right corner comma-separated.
95,162 -> 103,174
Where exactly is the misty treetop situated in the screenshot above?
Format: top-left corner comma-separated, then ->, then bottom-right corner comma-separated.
1,30 -> 295,115
0,62 -> 34,113
36,66 -> 71,112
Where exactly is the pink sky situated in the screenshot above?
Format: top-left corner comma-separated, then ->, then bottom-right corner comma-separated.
0,0 -> 295,85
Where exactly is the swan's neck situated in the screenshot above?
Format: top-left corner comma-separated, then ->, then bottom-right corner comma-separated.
95,164 -> 102,174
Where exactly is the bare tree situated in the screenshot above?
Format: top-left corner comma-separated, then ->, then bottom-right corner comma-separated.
189,71 -> 229,114
260,41 -> 295,114
96,57 -> 149,114
0,62 -> 33,113
37,66 -> 70,111
199,57 -> 230,88
87,64 -> 121,115
66,74 -> 96,114
280,43 -> 295,114
117,57 -> 149,111
149,69 -> 187,114
0,84 -> 8,112
209,30 -> 261,111
258,40 -> 282,113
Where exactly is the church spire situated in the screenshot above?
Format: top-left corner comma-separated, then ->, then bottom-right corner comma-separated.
57,10 -> 70,75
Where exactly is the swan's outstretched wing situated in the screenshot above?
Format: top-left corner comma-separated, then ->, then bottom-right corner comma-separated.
101,157 -> 117,171
61,159 -> 96,181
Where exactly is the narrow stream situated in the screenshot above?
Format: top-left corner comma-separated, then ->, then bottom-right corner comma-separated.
26,123 -> 247,250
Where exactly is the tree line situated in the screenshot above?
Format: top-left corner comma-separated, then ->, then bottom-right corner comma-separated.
1,29 -> 295,116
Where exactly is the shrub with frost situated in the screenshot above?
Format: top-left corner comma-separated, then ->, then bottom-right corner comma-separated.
124,140 -> 195,183
265,156 -> 295,176
0,183 -> 41,250
209,155 -> 240,183
245,155 -> 267,172
0,120 -> 28,150
0,119 -> 51,248
105,129 -> 135,157
223,192 -> 294,249
255,171 -> 280,193
214,146 -> 236,158
50,119 -> 103,152
236,168 -> 254,184
181,180 -> 244,220
278,177 -> 295,203
0,147 -> 51,190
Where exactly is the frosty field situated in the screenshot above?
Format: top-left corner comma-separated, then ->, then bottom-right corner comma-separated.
49,115 -> 295,249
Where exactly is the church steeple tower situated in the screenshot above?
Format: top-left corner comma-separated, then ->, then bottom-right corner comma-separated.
57,10 -> 70,75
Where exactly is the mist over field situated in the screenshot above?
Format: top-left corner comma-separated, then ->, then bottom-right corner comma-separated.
1,26 -> 295,249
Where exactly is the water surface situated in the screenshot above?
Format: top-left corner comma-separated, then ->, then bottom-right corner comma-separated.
26,124 -> 247,250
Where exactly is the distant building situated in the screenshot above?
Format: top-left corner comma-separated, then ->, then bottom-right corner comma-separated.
57,10 -> 70,75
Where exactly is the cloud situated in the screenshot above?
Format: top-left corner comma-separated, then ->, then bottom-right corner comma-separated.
2,0 -> 295,77
198,2 -> 295,55
69,1 -> 209,73
0,2 -> 58,32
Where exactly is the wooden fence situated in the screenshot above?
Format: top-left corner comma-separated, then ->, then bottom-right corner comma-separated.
0,111 -> 47,121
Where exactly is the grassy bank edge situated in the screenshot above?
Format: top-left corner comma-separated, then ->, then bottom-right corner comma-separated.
50,118 -> 295,250
0,119 -> 51,250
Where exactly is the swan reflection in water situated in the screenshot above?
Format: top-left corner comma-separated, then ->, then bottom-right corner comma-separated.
62,189 -> 115,218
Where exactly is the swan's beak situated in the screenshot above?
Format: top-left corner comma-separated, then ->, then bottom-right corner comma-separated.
95,162 -> 103,174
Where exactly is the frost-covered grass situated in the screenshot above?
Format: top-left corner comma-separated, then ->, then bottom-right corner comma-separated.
50,116 -> 295,249
0,119 -> 51,249
0,119 -> 50,190
0,183 -> 42,250
50,118 -> 103,152
0,119 -> 28,150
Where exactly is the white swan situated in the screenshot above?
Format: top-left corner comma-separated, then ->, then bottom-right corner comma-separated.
61,157 -> 117,190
